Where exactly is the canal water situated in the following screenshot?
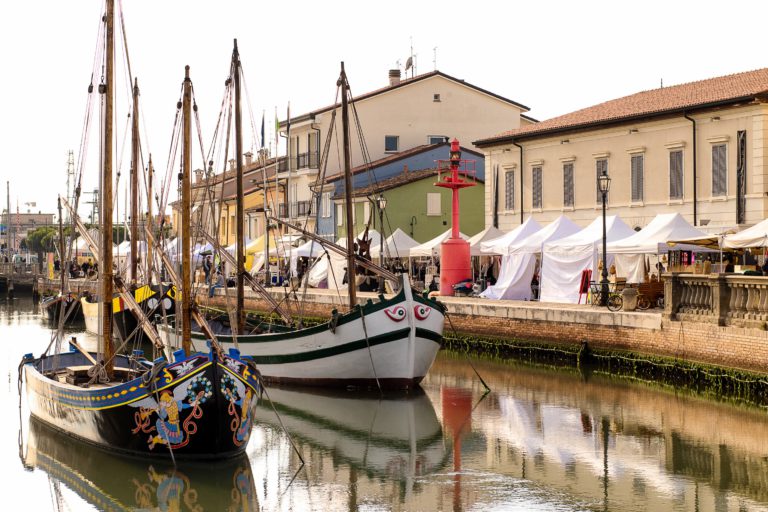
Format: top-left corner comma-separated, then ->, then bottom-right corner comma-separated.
3,293 -> 768,511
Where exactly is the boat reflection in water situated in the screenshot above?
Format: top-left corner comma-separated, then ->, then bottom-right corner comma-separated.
252,386 -> 448,509
21,417 -> 259,511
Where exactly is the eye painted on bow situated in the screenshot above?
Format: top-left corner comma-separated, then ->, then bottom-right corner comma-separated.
414,305 -> 431,320
384,306 -> 407,322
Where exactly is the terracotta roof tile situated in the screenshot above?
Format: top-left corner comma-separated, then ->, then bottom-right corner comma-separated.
477,68 -> 768,145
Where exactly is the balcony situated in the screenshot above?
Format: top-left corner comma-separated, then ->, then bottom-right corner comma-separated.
276,151 -> 320,173
277,201 -> 312,219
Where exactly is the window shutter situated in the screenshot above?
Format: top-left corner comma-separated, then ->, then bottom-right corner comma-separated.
505,170 -> 515,210
669,151 -> 683,199
712,144 -> 727,196
532,167 -> 542,209
631,154 -> 643,202
563,163 -> 574,207
595,159 -> 607,203
427,193 -> 441,216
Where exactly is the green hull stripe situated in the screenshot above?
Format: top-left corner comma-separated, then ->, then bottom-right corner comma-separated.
245,327 -> 441,365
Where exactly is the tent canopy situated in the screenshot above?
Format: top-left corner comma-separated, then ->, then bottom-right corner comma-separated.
481,217 -> 541,255
409,229 -> 468,257
546,215 -> 636,253
724,218 -> 768,248
607,213 -> 709,254
370,228 -> 420,258
509,215 -> 581,255
467,226 -> 505,256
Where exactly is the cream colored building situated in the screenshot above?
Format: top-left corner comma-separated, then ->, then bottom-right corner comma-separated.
282,69 -> 532,227
476,68 -> 768,232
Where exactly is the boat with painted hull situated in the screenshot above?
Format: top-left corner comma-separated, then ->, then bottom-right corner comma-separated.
23,347 -> 261,459
81,283 -> 176,339
42,292 -> 84,324
159,277 -> 444,388
22,416 -> 258,510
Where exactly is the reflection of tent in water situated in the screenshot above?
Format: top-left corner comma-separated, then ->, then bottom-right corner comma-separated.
22,417 -> 258,511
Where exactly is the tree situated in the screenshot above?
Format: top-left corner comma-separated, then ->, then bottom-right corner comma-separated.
26,226 -> 57,257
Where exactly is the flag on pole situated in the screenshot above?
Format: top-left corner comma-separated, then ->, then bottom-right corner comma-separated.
260,111 -> 265,150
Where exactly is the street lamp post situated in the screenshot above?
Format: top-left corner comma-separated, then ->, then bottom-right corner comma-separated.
598,168 -> 612,306
377,193 -> 387,293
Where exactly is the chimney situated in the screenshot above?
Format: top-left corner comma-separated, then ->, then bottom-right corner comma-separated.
245,151 -> 253,166
229,158 -> 236,171
389,69 -> 401,87
194,168 -> 204,184
403,164 -> 408,174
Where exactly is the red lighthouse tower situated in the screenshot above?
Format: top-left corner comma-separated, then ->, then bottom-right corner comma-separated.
435,139 -> 476,296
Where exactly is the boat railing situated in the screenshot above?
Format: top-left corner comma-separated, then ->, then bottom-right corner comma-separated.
664,272 -> 768,328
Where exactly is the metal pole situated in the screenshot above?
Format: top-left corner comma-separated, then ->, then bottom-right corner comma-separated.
379,202 -> 385,293
600,189 -> 609,307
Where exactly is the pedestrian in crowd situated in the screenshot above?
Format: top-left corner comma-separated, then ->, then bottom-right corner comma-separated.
209,271 -> 225,298
203,255 -> 212,284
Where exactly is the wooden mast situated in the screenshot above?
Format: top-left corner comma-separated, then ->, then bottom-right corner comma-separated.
57,197 -> 65,306
146,155 -> 153,284
130,78 -> 139,284
339,62 -> 356,308
233,39 -> 245,335
181,65 -> 192,355
102,0 -> 115,376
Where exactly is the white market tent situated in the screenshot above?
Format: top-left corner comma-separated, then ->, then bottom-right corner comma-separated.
608,212 -> 713,282
539,215 -> 635,303
409,229 -> 469,258
480,217 -> 542,255
370,228 -> 420,259
480,215 -> 581,300
467,226 -> 506,256
724,218 -> 768,248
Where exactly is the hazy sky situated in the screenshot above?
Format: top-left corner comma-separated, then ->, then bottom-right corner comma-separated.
1,0 -> 767,219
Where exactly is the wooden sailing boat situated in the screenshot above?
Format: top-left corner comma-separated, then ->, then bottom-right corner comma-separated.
22,0 -> 261,459
160,62 -> 445,389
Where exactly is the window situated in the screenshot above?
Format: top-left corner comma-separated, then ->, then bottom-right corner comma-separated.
336,204 -> 343,226
428,135 -> 447,145
532,166 -> 543,209
712,144 -> 727,197
321,192 -> 331,218
631,154 -> 644,202
384,135 -> 399,152
427,193 -> 441,216
669,150 -> 684,199
433,93 -> 441,102
595,159 -> 608,203
505,169 -> 515,210
563,163 -> 574,208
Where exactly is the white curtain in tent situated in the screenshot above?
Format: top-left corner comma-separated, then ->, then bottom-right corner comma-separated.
306,254 -> 329,288
539,215 -> 635,303
613,254 -> 646,284
724,218 -> 768,248
480,217 -> 541,255
409,229 -> 468,258
480,215 -> 580,300
370,228 -> 419,259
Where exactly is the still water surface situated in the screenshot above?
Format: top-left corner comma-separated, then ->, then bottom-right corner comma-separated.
2,294 -> 768,511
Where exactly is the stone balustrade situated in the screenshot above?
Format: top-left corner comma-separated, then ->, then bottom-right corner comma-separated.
664,273 -> 768,329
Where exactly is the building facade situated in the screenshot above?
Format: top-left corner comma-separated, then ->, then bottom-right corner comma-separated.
476,68 -> 768,232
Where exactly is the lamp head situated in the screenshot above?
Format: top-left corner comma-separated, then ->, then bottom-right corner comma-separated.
598,168 -> 611,194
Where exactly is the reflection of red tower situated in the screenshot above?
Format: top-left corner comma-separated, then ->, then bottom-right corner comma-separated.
435,139 -> 476,296
441,386 -> 473,512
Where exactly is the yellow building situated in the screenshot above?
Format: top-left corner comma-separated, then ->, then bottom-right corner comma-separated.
476,68 -> 768,231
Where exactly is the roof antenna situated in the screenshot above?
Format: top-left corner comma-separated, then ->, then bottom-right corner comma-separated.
660,78 -> 664,88
433,46 -> 437,71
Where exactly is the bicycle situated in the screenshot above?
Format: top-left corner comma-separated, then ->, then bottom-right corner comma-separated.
636,293 -> 651,310
589,283 -> 623,311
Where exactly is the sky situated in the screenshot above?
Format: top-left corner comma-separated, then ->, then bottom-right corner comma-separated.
1,0 -> 767,221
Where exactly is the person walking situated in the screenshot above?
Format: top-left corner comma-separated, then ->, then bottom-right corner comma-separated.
203,255 -> 212,284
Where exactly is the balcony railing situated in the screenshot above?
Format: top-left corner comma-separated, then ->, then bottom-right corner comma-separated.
277,201 -> 313,219
276,151 -> 320,173
664,273 -> 768,328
